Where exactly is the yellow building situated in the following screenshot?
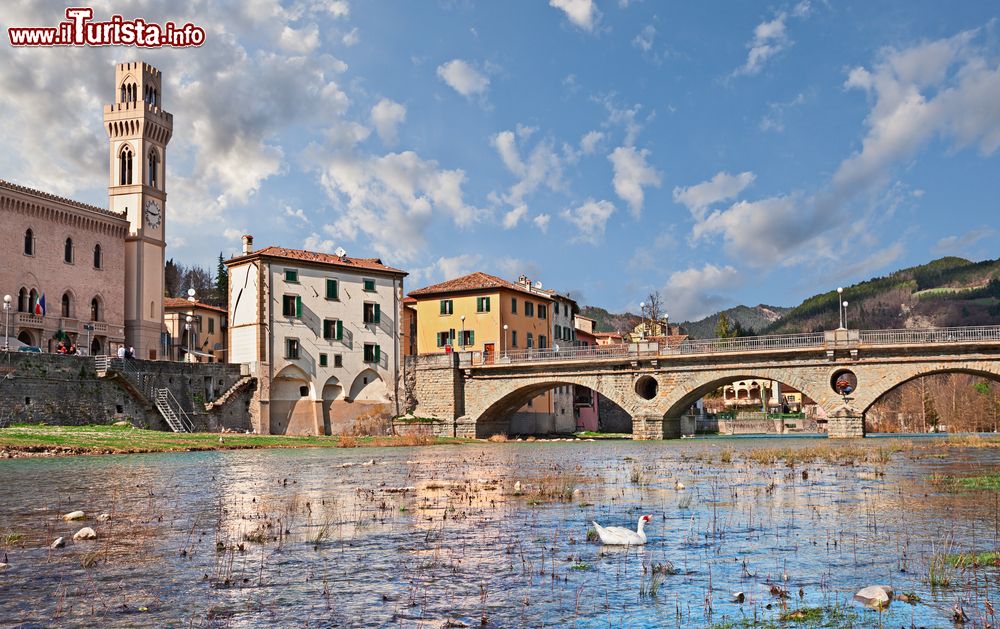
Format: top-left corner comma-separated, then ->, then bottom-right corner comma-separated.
409,272 -> 563,432
163,297 -> 227,362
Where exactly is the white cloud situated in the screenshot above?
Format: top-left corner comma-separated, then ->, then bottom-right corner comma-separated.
934,227 -> 996,255
691,194 -> 809,266
495,256 -> 540,280
608,146 -> 662,217
633,25 -> 655,52
734,12 -> 788,76
303,233 -> 336,253
502,205 -> 529,229
533,214 -> 551,233
413,254 -> 483,285
279,23 -> 320,54
436,59 -> 489,97
342,27 -> 360,46
492,130 -> 526,177
792,1 -> 811,18
370,98 -> 406,146
327,1 -> 350,18
283,205 -> 309,224
759,92 -> 805,132
662,264 -> 741,321
579,130 -> 604,155
549,0 -> 599,32
672,171 -> 755,218
561,199 -> 616,243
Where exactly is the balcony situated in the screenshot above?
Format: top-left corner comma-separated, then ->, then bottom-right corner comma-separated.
14,312 -> 44,328
59,318 -> 80,333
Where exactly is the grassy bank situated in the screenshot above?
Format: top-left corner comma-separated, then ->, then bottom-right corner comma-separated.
0,424 -> 468,458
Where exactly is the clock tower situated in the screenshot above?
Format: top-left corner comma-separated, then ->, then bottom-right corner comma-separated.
104,62 -> 173,359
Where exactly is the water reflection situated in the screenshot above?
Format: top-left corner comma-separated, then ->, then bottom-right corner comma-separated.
1,438 -> 1000,626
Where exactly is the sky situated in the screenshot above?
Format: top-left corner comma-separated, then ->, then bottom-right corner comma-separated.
1,1 -> 999,321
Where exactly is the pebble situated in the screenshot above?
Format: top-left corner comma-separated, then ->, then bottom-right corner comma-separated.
73,527 -> 97,541
50,537 -> 65,549
0,563 -> 8,571
97,513 -> 111,521
62,511 -> 85,521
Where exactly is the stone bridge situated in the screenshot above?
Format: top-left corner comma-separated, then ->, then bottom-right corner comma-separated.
404,326 -> 1000,439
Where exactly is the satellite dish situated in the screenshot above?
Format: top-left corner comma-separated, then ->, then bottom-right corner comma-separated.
534,281 -> 543,288
335,247 -> 347,257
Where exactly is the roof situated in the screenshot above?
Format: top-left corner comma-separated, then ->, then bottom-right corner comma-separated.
409,271 -> 555,299
226,246 -> 407,276
403,296 -> 417,304
163,297 -> 227,314
593,331 -> 623,338
0,179 -> 127,222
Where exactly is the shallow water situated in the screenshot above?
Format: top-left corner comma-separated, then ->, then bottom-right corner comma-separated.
2,437 -> 1000,627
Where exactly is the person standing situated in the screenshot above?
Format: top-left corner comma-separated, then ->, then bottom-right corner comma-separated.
117,345 -> 126,359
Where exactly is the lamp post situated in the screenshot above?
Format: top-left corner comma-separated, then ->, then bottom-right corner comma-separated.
460,315 -> 466,349
842,301 -> 849,329
639,301 -> 646,339
185,315 -> 193,363
503,324 -> 509,358
2,294 -> 11,351
836,287 -> 844,329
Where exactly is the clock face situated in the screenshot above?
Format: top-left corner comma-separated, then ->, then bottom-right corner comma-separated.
144,199 -> 161,229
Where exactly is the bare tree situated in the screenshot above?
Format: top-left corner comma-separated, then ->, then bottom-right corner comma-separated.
642,291 -> 665,334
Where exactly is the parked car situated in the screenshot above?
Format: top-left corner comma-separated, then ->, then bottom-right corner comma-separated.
17,345 -> 42,353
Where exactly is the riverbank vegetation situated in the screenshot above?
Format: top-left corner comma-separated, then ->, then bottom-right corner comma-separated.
0,424 -> 467,457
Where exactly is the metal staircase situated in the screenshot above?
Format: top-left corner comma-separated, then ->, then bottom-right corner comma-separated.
154,388 -> 194,433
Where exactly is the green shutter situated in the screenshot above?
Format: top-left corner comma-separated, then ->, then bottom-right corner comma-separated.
326,279 -> 338,299
295,295 -> 302,318
374,344 -> 381,362
336,319 -> 343,340
374,303 -> 381,323
486,297 -> 491,312
469,330 -> 475,346
440,300 -> 446,315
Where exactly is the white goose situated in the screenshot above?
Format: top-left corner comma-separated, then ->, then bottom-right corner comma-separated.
592,514 -> 651,546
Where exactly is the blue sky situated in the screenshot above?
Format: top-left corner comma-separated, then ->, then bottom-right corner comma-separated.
1,1 -> 998,320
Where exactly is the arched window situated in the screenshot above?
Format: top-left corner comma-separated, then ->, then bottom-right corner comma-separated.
61,292 -> 72,318
23,228 -> 33,255
91,297 -> 101,322
131,83 -> 137,103
17,288 -> 28,313
93,244 -> 102,269
119,146 -> 133,185
29,289 -> 38,314
120,83 -> 127,103
148,149 -> 158,188
64,237 -> 74,263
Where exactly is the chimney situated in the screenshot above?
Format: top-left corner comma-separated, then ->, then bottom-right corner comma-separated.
242,234 -> 253,254
518,274 -> 530,286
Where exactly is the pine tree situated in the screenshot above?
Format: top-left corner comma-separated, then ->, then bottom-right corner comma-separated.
715,313 -> 736,338
215,252 -> 228,307
923,388 -> 940,431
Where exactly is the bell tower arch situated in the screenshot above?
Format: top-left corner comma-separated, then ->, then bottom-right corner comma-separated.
104,61 -> 173,359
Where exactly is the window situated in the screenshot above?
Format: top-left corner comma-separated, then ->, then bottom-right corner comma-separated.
23,229 -> 33,256
323,319 -> 343,340
527,333 -> 534,349
282,295 -> 301,318
538,304 -> 547,320
511,298 -> 517,314
440,299 -> 454,315
525,302 -> 534,317
61,293 -> 71,318
208,317 -> 215,334
93,244 -> 102,269
459,330 -> 475,347
299,385 -> 309,397
119,146 -> 133,185
511,330 -> 518,347
148,149 -> 159,188
363,278 -> 376,292
363,343 -> 380,363
476,296 -> 491,313
363,302 -> 381,324
325,278 -> 339,300
64,238 -> 74,264
554,303 -> 560,315
285,338 -> 300,359
284,269 -> 299,283
334,354 -> 343,367
538,335 -> 547,350
437,331 -> 451,347
17,288 -> 27,313
90,297 -> 101,321
319,353 -> 328,367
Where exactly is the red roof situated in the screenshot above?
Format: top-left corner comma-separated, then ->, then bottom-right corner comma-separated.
409,271 -> 555,299
227,246 -> 407,276
163,297 -> 227,314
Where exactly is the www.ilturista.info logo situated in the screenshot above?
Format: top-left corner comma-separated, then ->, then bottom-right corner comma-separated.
8,7 -> 206,48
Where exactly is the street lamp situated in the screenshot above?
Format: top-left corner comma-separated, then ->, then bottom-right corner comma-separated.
503,324 -> 509,358
639,301 -> 646,339
842,301 -> 849,329
460,315 -> 466,348
836,287 -> 844,329
185,315 -> 193,362
2,294 -> 11,351
187,287 -> 196,303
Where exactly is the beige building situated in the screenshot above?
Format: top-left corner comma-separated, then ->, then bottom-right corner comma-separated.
225,237 -> 407,435
164,297 -> 227,362
1,60 -> 171,359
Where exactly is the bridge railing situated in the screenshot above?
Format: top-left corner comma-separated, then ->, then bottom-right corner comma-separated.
860,325 -> 1000,346
672,332 -> 825,355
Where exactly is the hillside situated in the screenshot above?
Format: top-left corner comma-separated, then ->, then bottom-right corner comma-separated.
578,306 -> 641,334
763,256 -> 1000,334
678,305 -> 791,339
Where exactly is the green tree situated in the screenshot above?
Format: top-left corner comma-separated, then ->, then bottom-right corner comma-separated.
215,252 -> 228,307
715,313 -> 736,338
923,389 -> 940,431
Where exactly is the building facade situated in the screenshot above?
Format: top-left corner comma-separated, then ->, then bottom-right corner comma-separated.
164,297 -> 228,362
226,237 -> 407,435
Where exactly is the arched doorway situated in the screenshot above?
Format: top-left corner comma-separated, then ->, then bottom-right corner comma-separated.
269,365 -> 315,435
91,337 -> 103,356
346,369 -> 391,435
321,376 -> 345,435
17,330 -> 34,347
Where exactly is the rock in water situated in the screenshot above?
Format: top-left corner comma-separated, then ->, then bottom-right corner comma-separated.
854,585 -> 894,610
0,563 -> 8,571
97,513 -> 111,522
62,510 -> 85,521
73,527 -> 97,541
731,592 -> 745,604
50,537 -> 65,549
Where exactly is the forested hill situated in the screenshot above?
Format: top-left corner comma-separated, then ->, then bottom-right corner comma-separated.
678,305 -> 790,339
762,256 -> 1000,334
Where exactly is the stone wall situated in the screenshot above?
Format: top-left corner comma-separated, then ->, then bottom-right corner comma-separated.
0,353 -> 252,431
597,395 -> 632,433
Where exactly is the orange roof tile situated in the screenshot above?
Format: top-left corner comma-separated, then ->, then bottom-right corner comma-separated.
163,297 -> 227,314
227,246 -> 407,276
409,271 -> 554,299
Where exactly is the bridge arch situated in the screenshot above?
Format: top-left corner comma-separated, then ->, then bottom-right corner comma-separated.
855,363 -> 1000,416
659,368 -> 831,421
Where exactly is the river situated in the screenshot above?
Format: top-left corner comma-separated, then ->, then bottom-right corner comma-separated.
1,436 -> 999,627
